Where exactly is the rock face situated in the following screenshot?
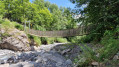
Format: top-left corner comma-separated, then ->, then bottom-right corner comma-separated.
0,28 -> 30,51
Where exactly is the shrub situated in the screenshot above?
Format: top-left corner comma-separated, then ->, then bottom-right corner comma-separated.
47,37 -> 55,44
1,19 -> 15,29
56,38 -> 68,43
67,36 -> 83,43
98,27 -> 119,61
41,37 -> 48,44
0,16 -> 3,24
33,36 -> 41,46
33,24 -> 46,31
99,30 -> 119,61
99,38 -> 119,61
15,24 -> 24,31
0,18 -> 28,31
76,27 -> 119,66
78,35 -> 93,43
76,44 -> 98,66
28,34 -> 41,46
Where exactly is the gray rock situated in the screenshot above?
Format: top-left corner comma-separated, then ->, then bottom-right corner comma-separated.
23,64 -> 34,67
113,55 -> 119,60
56,62 -> 62,66
9,63 -> 23,67
42,58 -> 47,62
0,43 -> 74,67
0,29 -> 30,51
65,59 -> 72,65
0,63 -> 9,67
91,62 -> 99,66
0,29 -> 5,34
61,49 -> 71,55
35,57 -> 42,63
0,60 -> 5,64
0,50 -> 15,64
47,55 -> 64,63
42,53 -> 52,58
22,62 -> 34,67
117,52 -> 119,56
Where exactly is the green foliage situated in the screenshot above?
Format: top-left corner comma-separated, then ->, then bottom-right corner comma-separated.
0,1 -> 5,16
1,32 -> 10,37
1,19 -> 15,29
0,16 -> 4,24
78,35 -> 92,43
56,38 -> 68,43
0,0 -> 78,45
47,38 -> 55,44
99,28 -> 119,61
99,38 -> 119,61
74,44 -> 98,66
33,24 -> 45,31
15,24 -> 24,31
70,0 -> 119,42
33,0 -> 45,9
67,36 -> 83,43
41,37 -> 48,44
0,0 -> 76,31
28,34 -> 41,46
68,35 -> 92,43
0,18 -> 25,31
77,27 -> 119,65
33,36 -> 41,46
0,0 -> 77,31
38,8 -> 53,29
68,0 -> 119,66
40,37 -> 54,44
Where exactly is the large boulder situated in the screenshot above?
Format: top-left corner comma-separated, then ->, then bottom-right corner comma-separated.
0,28 -> 31,51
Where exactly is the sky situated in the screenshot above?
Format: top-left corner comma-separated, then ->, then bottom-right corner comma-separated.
29,0 -> 76,9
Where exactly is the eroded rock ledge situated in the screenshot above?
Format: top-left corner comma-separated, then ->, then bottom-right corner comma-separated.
0,28 -> 31,51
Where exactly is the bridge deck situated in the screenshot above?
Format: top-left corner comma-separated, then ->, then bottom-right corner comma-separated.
26,26 -> 89,37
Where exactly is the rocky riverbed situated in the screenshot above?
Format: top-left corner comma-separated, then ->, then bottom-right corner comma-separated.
0,27 -> 86,67
0,43 -> 119,67
0,43 -> 79,67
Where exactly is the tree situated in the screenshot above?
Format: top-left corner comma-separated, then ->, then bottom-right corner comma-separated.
0,0 -> 5,16
63,7 -> 77,29
49,4 -> 58,13
44,1 -> 51,8
38,8 -> 53,29
33,0 -> 45,9
70,0 -> 119,41
1,0 -> 30,23
0,0 -> 77,32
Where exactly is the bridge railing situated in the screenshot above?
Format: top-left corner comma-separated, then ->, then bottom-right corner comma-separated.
26,26 -> 89,37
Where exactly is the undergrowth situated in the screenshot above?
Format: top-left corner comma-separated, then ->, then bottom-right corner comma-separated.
75,26 -> 119,66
